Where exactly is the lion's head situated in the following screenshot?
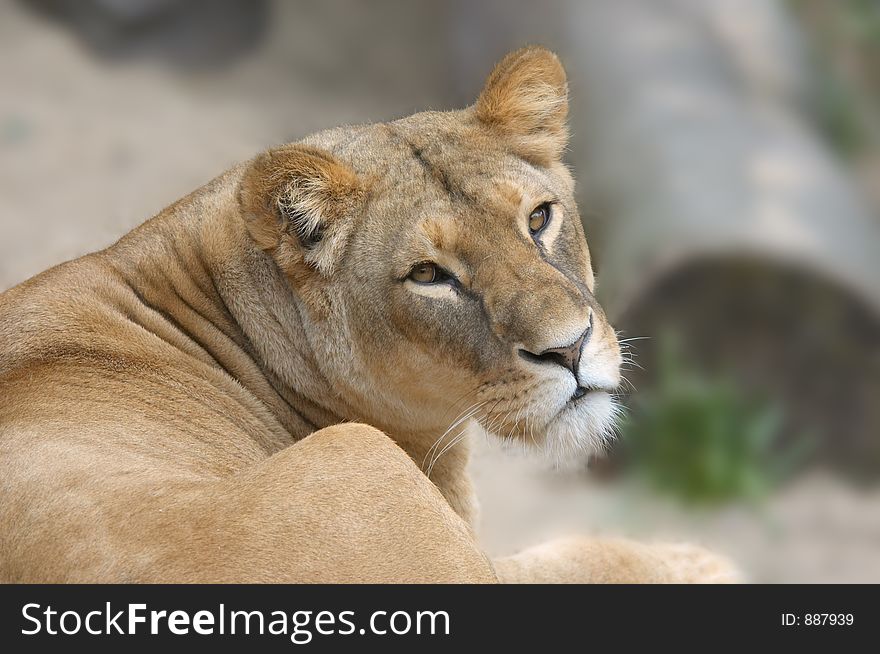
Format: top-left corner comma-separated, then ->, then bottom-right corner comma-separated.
239,47 -> 622,462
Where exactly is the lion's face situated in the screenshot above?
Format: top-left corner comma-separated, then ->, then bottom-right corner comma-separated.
240,47 -> 621,459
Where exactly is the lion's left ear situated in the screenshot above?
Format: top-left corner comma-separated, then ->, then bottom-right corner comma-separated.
474,46 -> 569,166
239,144 -> 367,276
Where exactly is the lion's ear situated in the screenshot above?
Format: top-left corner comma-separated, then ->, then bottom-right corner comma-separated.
474,46 -> 569,166
239,144 -> 366,276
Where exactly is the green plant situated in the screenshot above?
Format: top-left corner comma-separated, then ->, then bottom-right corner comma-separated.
621,332 -> 813,505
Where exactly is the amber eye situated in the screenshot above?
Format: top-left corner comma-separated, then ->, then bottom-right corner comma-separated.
528,203 -> 552,235
409,262 -> 439,284
407,262 -> 456,286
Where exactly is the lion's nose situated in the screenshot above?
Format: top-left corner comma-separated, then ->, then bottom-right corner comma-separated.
519,317 -> 593,380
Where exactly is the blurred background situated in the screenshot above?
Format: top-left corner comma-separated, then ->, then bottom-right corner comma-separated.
1,0 -> 878,582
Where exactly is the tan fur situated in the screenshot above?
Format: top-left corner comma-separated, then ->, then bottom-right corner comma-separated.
495,539 -> 740,584
0,47 -> 737,583
475,46 -> 569,165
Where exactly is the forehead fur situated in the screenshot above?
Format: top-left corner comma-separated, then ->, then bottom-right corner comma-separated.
495,180 -> 524,208
420,216 -> 459,251
301,119 -> 566,211
297,46 -> 571,185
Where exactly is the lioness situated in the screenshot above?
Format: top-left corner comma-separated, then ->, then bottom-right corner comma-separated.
0,47 -> 736,582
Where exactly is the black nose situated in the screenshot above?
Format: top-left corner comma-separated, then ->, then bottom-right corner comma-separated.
519,320 -> 592,379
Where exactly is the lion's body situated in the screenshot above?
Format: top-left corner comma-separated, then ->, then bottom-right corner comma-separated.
0,172 -> 495,582
0,48 -> 736,583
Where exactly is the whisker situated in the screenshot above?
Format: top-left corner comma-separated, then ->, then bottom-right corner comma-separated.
477,396 -> 508,436
438,386 -> 483,426
618,336 -> 651,344
505,404 -> 525,443
528,414 -> 539,450
421,401 -> 485,470
427,426 -> 471,478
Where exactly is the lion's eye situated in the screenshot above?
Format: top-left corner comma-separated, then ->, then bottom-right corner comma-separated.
409,262 -> 441,284
528,203 -> 552,235
406,261 -> 457,286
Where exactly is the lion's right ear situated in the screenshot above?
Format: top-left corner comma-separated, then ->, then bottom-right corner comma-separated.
474,46 -> 569,166
239,144 -> 367,276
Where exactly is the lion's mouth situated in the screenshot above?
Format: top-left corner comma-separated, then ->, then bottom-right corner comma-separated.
569,385 -> 612,403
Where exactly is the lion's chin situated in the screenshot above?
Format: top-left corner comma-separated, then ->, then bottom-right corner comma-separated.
539,390 -> 620,465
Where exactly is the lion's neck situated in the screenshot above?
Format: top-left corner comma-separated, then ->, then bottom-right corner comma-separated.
104,177 -> 346,442
106,181 -> 477,519
200,211 -> 355,439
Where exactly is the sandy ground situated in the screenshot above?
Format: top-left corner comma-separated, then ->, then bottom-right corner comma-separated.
471,435 -> 880,583
2,2 -> 878,582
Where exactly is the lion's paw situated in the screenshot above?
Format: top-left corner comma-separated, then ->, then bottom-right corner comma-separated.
654,543 -> 742,583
